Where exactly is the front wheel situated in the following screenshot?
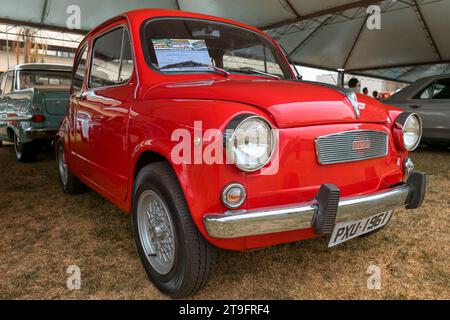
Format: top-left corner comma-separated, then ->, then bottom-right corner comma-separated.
14,134 -> 37,162
132,162 -> 217,298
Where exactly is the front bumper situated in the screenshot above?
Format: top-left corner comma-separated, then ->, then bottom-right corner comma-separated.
204,171 -> 426,239
24,128 -> 58,140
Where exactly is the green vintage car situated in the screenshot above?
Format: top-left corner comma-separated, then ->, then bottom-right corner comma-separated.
0,64 -> 72,162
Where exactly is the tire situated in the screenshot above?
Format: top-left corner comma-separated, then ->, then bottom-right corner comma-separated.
56,140 -> 86,195
131,162 -> 217,298
427,142 -> 449,150
14,134 -> 38,162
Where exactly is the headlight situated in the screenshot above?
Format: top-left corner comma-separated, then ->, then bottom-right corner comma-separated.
394,113 -> 422,151
224,115 -> 275,172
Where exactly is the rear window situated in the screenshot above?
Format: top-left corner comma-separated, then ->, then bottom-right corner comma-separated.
18,70 -> 72,90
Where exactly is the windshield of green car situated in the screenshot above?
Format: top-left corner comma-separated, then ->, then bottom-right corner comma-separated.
18,70 -> 72,90
142,18 -> 294,80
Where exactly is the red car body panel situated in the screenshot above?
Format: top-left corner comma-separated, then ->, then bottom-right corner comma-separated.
58,9 -> 407,251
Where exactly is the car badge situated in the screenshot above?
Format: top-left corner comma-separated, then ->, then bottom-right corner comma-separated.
353,140 -> 371,151
347,92 -> 361,118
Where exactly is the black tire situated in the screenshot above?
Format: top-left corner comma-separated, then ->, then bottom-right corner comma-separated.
131,162 -> 217,298
14,134 -> 38,162
427,142 -> 449,150
56,140 -> 86,195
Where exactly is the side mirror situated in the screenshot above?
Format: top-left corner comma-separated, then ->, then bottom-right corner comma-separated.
297,75 -> 303,81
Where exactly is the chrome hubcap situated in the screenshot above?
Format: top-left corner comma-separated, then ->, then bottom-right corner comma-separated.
137,190 -> 176,275
14,136 -> 22,157
58,145 -> 68,186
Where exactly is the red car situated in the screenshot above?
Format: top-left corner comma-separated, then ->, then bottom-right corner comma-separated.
56,9 -> 426,297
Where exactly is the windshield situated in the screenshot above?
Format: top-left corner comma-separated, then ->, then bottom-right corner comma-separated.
18,70 -> 72,90
142,18 -> 293,80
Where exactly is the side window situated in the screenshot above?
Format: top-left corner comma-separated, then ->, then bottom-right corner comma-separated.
4,72 -> 14,95
432,78 -> 450,99
90,27 -> 133,88
72,45 -> 88,92
414,82 -> 434,100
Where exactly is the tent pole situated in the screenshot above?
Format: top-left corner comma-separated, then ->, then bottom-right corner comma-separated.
337,70 -> 345,87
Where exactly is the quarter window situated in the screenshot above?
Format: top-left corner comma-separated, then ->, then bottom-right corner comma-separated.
4,72 -> 14,95
72,45 -> 88,92
90,27 -> 133,88
0,75 -> 6,95
120,31 -> 134,82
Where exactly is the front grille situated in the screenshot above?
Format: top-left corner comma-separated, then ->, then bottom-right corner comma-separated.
315,130 -> 388,165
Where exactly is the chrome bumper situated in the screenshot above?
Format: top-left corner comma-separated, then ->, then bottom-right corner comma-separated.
24,128 -> 58,140
204,171 -> 426,239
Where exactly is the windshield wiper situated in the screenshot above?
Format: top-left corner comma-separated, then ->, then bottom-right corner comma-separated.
160,61 -> 229,77
230,67 -> 281,80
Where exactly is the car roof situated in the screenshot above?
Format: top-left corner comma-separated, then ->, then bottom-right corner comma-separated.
8,63 -> 73,73
386,73 -> 450,100
85,8 -> 264,40
415,73 -> 450,82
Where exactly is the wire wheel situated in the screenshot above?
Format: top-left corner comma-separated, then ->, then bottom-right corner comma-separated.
137,190 -> 176,275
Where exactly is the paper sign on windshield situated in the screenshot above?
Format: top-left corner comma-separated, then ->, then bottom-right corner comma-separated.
152,39 -> 212,71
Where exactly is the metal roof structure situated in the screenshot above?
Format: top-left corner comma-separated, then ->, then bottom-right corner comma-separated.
0,0 -> 448,82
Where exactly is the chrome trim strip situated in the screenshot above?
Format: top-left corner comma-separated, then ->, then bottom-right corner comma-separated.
0,115 -> 32,122
204,184 -> 412,239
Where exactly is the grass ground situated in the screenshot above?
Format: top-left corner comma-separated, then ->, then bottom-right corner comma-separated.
0,143 -> 448,300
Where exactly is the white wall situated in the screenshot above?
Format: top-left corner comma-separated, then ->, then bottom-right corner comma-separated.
0,51 -> 74,72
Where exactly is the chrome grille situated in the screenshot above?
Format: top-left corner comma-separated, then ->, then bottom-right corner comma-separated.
315,130 -> 388,165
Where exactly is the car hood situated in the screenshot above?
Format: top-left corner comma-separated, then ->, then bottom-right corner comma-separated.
144,78 -> 390,128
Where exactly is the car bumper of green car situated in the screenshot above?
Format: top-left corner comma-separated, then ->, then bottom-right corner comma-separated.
24,128 -> 58,140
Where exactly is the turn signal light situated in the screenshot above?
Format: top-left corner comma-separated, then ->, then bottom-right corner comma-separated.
222,184 -> 246,209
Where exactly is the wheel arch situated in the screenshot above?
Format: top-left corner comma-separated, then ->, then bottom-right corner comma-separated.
128,146 -> 188,214
6,126 -> 15,142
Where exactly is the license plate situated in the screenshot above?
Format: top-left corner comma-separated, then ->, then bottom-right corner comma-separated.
328,210 -> 394,247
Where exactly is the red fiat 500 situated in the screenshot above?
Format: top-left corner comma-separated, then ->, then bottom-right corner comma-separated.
56,9 -> 426,297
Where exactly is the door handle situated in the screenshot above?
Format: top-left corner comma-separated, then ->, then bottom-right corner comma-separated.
409,105 -> 421,109
78,92 -> 89,102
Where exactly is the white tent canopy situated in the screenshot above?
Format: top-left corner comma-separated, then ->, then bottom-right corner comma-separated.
0,0 -> 448,82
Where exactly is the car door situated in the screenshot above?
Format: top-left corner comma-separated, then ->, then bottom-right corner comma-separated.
406,78 -> 450,140
68,44 -> 88,167
74,25 -> 135,202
